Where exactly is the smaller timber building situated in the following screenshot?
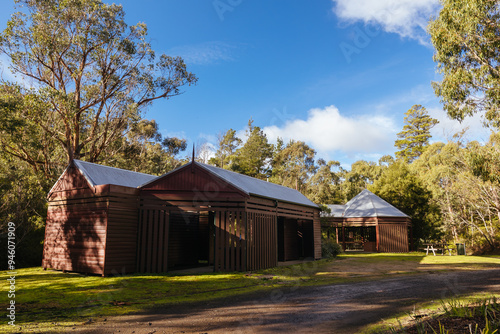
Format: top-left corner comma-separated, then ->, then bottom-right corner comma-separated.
43,160 -> 321,276
322,189 -> 411,253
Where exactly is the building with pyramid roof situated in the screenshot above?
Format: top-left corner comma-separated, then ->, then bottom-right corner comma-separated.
322,189 -> 411,253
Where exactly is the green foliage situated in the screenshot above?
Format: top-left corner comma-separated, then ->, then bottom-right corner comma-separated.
307,159 -> 344,204
429,0 -> 500,128
231,119 -> 273,179
270,139 -> 317,192
369,161 -> 443,247
210,128 -> 242,169
340,159 -> 387,202
0,82 -> 64,179
106,119 -> 186,175
321,238 -> 343,258
395,105 -> 439,163
412,136 -> 500,252
0,0 -> 197,166
0,0 -> 195,269
0,156 -> 49,269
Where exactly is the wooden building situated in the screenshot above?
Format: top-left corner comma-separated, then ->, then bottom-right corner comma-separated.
43,160 -> 321,276
322,189 -> 411,253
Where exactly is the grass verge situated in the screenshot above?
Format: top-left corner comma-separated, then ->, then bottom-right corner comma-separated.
1,253 -> 499,333
361,293 -> 500,333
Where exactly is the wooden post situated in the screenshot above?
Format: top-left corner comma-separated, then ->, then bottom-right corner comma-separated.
342,222 -> 346,251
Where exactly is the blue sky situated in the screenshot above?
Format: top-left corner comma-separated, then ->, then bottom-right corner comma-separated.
0,0 -> 490,168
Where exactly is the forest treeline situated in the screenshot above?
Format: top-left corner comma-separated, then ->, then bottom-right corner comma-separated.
1,0 -> 500,268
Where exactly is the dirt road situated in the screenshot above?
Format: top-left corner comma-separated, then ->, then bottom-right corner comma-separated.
78,269 -> 500,334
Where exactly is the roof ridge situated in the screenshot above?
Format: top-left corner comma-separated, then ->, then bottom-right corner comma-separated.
197,162 -> 318,208
199,162 -> 278,185
195,162 -> 249,196
367,190 -> 378,217
74,159 -> 155,177
74,160 -> 97,187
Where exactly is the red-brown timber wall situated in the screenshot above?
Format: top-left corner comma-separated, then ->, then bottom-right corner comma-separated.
43,196 -> 108,274
313,210 -> 321,259
136,204 -> 170,273
246,211 -> 277,271
102,187 -> 139,275
44,166 -> 139,275
214,210 -> 246,272
378,221 -> 409,253
246,195 -> 321,261
321,217 -> 410,253
138,163 -> 320,272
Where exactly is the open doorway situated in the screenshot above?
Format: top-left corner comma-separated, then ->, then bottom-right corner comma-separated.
167,211 -> 213,270
338,226 -> 376,251
278,218 -> 315,261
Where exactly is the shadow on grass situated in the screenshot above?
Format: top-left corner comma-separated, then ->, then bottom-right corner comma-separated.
3,254 -> 500,332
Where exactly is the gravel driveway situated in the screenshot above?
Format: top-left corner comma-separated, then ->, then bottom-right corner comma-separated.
78,269 -> 500,334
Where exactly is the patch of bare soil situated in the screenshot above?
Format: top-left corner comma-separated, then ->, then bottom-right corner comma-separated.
70,269 -> 500,334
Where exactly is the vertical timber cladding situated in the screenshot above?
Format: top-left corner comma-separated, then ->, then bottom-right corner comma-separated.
378,222 -> 409,253
246,212 -> 278,271
136,201 -> 170,273
214,210 -> 246,272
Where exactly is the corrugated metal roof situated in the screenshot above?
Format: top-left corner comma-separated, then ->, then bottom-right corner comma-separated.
323,189 -> 409,218
71,159 -> 318,208
323,204 -> 347,217
196,162 -> 319,208
73,160 -> 157,188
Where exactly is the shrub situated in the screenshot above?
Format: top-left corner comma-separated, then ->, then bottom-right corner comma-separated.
322,239 -> 342,258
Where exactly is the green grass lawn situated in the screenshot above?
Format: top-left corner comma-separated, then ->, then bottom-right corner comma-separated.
1,253 -> 499,333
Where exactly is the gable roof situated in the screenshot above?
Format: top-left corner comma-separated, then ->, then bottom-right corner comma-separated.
141,161 -> 319,208
197,163 -> 318,208
73,160 -> 157,188
58,160 -> 318,208
324,189 -> 409,218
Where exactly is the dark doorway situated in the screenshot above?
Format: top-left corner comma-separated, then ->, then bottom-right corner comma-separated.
278,217 -> 285,261
298,220 -> 314,258
168,212 -> 212,270
278,218 -> 315,261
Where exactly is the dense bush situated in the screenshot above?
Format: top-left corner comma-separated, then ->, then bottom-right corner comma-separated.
321,239 -> 342,258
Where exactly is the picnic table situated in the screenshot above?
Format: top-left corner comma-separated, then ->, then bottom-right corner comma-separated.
421,243 -> 453,256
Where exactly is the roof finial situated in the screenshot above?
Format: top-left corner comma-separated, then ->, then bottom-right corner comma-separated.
191,144 -> 196,173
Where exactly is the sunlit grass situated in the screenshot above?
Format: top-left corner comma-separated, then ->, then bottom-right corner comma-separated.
1,253 -> 499,333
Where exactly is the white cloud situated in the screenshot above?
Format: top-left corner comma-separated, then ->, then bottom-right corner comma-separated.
167,41 -> 236,65
198,133 -> 217,143
427,107 -> 491,143
332,0 -> 440,42
263,105 -> 398,157
163,130 -> 187,140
